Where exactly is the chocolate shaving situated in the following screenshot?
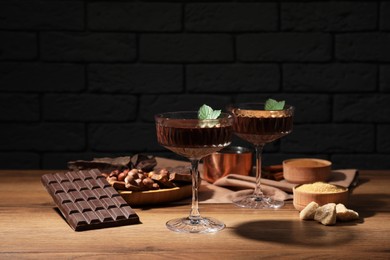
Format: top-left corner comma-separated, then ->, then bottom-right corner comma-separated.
67,154 -> 157,172
169,172 -> 192,183
131,154 -> 157,172
149,170 -> 176,188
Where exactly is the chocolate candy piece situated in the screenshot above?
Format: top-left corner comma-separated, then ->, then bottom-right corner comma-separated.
41,169 -> 140,231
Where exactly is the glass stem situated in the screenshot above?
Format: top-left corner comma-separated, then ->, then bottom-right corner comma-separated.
189,159 -> 201,222
253,144 -> 265,197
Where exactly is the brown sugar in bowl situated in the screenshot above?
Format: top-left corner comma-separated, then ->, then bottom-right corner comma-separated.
293,182 -> 349,211
283,158 -> 332,184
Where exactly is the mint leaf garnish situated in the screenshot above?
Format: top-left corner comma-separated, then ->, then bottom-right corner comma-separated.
198,104 -> 221,120
210,110 -> 221,119
265,99 -> 285,110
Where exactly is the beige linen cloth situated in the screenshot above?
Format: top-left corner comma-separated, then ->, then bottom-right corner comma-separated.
156,157 -> 358,204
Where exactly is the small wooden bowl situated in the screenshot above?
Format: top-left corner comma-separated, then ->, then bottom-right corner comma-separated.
293,184 -> 349,211
283,158 -> 331,184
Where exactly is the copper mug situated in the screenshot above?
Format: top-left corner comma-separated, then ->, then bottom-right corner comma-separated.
202,146 -> 253,183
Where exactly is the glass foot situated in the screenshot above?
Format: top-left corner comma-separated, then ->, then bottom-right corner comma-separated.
166,217 -> 225,233
233,195 -> 284,209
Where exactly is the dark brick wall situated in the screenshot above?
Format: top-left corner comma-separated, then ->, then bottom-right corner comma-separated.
0,0 -> 389,170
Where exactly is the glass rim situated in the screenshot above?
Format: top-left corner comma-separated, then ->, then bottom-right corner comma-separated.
229,102 -> 294,111
155,111 -> 233,121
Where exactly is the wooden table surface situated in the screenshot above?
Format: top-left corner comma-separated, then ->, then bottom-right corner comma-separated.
0,169 -> 389,259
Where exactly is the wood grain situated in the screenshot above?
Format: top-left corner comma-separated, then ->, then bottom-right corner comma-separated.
0,170 -> 389,259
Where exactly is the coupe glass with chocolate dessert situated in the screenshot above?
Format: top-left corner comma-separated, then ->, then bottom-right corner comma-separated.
155,106 -> 233,233
230,101 -> 294,209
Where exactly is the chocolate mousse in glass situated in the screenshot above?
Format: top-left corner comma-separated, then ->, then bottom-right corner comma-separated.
230,103 -> 294,209
155,111 -> 233,233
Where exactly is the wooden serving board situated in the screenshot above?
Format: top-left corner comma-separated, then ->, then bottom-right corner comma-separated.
119,185 -> 192,207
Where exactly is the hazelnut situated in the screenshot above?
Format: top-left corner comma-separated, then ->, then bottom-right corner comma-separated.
109,169 -> 119,177
106,176 -> 117,184
124,175 -> 136,186
135,178 -> 145,188
117,172 -> 127,181
142,177 -> 154,187
148,171 -> 155,178
159,168 -> 169,178
128,169 -> 139,178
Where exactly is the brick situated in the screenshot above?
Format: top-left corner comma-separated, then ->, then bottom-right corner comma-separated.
0,94 -> 39,121
336,33 -> 390,61
0,123 -> 85,151
380,2 -> 390,30
41,32 -> 136,62
377,125 -> 390,152
89,123 -> 159,152
0,62 -> 84,92
0,1 -> 84,30
139,94 -> 232,122
380,66 -> 390,92
185,3 -> 277,32
0,32 -> 37,60
0,152 -> 40,169
43,94 -> 137,122
88,64 -> 183,94
281,2 -> 377,32
88,3 -> 181,31
237,33 -> 331,62
282,124 -> 375,153
331,154 -> 390,170
140,34 -> 233,62
186,64 -> 279,93
334,95 -> 390,123
283,63 -> 376,92
235,94 -> 331,123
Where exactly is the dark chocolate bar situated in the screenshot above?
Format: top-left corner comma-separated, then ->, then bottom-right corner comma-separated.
41,169 -> 140,231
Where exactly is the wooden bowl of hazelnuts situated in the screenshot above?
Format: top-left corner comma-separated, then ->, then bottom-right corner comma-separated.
103,168 -> 192,207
